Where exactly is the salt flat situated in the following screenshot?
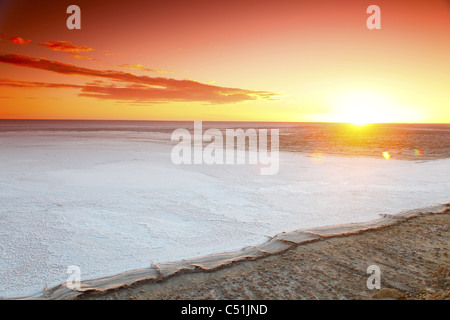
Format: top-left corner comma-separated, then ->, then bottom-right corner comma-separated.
0,131 -> 449,297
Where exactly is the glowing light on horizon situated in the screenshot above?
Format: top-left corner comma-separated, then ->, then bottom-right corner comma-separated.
383,151 -> 391,160
351,121 -> 369,126
324,91 -> 422,125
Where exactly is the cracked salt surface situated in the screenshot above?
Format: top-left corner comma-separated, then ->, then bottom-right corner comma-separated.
0,131 -> 449,297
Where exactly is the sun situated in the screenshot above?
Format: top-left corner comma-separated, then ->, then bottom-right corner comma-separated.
331,91 -> 400,124
351,120 -> 369,126
306,90 -> 423,124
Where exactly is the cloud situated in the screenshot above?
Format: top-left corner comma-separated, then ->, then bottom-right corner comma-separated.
4,36 -> 32,45
0,78 -> 81,89
0,54 -> 278,104
38,41 -> 93,53
71,54 -> 95,61
116,64 -> 173,74
104,50 -> 121,56
38,41 -> 94,60
78,84 -> 273,104
0,78 -> 274,104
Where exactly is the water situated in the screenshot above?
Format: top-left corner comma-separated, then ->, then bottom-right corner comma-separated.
1,120 -> 449,160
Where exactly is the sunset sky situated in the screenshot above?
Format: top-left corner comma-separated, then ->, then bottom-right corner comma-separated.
0,0 -> 449,123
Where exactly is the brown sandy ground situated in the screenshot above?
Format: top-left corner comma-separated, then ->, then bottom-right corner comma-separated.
79,213 -> 449,300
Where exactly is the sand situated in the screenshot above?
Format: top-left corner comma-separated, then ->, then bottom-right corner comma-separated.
66,208 -> 449,300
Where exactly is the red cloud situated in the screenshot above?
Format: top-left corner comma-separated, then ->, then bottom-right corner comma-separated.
0,54 -> 278,104
0,78 -> 82,89
38,41 -> 93,53
8,37 -> 31,45
78,84 -> 272,104
38,41 -> 94,60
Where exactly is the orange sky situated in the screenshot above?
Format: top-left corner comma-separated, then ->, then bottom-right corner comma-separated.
0,0 -> 449,123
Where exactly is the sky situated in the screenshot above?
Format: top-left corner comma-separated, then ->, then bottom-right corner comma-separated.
0,0 -> 449,123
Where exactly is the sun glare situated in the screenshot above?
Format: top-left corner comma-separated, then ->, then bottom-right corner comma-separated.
352,121 -> 369,126
330,91 -> 410,125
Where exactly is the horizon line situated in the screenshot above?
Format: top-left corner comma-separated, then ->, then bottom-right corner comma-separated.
0,118 -> 449,125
